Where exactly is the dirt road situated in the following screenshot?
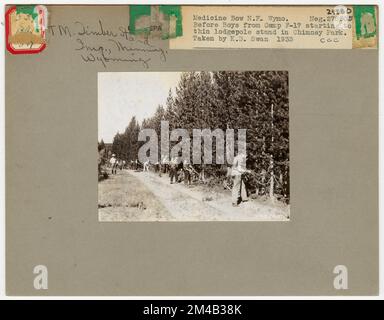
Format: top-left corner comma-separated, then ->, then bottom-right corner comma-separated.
98,170 -> 289,222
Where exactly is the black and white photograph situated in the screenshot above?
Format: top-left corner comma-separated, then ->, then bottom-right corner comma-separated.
98,71 -> 289,221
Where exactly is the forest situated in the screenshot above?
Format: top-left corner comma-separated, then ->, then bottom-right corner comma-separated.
99,71 -> 289,203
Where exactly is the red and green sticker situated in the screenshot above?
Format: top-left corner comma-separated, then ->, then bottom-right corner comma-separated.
5,5 -> 48,54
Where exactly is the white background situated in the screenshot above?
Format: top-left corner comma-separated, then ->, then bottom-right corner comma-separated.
0,0 -> 382,299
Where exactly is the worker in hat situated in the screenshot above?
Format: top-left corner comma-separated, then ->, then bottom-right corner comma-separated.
110,154 -> 117,175
231,152 -> 250,206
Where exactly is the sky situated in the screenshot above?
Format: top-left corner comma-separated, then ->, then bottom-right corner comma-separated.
98,72 -> 183,143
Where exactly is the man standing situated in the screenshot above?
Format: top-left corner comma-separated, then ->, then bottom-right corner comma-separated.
143,160 -> 150,172
169,156 -> 178,184
110,154 -> 117,175
183,159 -> 193,185
231,153 -> 249,206
162,155 -> 169,174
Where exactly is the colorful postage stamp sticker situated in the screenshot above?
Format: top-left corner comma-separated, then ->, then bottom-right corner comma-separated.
5,5 -> 48,54
129,5 -> 182,39
352,5 -> 378,48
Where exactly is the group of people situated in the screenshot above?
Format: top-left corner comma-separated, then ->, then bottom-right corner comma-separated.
168,157 -> 197,185
165,153 -> 250,207
108,154 -> 126,175
107,152 -> 250,207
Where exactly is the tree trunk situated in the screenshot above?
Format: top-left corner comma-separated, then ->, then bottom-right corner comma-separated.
269,103 -> 275,202
269,156 -> 274,201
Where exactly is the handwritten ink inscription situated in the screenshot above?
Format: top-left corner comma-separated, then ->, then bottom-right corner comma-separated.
47,20 -> 167,68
